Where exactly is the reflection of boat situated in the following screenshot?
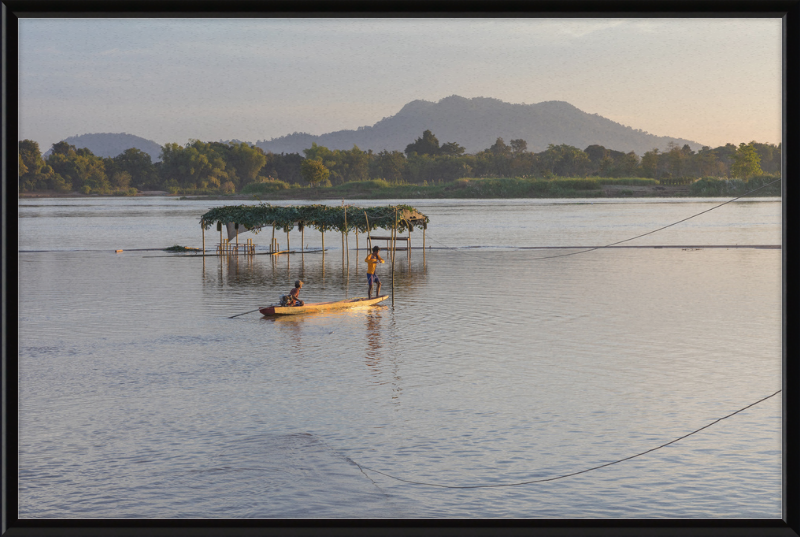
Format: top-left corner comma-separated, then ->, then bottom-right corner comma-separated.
260,295 -> 388,316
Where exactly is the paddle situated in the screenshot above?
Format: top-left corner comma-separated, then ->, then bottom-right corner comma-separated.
228,308 -> 262,319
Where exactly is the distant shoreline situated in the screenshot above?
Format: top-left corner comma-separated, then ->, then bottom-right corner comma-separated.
18,183 -> 780,201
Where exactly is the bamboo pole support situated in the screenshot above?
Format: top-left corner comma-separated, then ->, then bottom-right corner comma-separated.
423,227 -> 426,265
344,206 -> 349,266
364,211 -> 371,251
202,223 -> 205,257
392,207 -> 397,305
271,224 -> 276,254
287,228 -> 290,252
407,222 -> 411,262
301,225 -> 304,253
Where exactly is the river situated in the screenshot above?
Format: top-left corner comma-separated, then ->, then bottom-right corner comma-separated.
17,196 -> 782,518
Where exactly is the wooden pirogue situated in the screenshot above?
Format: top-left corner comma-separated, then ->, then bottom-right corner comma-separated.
260,295 -> 388,316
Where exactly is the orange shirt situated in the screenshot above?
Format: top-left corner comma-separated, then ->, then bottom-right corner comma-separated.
365,253 -> 384,274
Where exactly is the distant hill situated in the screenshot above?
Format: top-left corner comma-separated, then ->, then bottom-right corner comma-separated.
255,95 -> 702,156
44,132 -> 163,162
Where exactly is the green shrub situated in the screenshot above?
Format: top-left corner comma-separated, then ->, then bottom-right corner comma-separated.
551,178 -> 601,190
595,177 -> 658,186
687,177 -> 780,196
241,180 -> 291,194
745,174 -> 782,195
330,179 -> 392,192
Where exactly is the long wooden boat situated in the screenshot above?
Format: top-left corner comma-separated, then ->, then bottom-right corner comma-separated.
260,295 -> 388,316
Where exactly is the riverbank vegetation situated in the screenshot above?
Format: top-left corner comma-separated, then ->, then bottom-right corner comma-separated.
19,131 -> 781,198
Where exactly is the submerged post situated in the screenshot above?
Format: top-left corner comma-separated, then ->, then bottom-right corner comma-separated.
202,223 -> 205,257
392,207 -> 397,306
407,221 -> 411,262
344,206 -> 349,266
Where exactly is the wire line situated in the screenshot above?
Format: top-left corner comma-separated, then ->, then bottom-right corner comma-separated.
423,178 -> 781,260
348,389 -> 782,489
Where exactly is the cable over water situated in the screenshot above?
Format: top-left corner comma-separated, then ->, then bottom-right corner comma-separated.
423,178 -> 781,259
345,389 -> 781,489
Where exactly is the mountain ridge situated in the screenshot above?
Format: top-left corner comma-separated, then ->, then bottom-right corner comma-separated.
43,132 -> 163,162
42,96 -> 703,160
255,95 -> 702,155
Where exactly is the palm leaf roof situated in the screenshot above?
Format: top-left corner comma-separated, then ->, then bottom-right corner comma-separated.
200,203 -> 429,234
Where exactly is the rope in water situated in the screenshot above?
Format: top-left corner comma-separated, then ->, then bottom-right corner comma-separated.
345,389 -> 781,489
338,182 -> 784,488
422,178 -> 781,259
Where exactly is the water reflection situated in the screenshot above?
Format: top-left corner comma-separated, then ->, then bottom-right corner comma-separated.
267,314 -> 304,353
364,308 -> 402,404
201,251 -> 429,303
365,309 -> 383,374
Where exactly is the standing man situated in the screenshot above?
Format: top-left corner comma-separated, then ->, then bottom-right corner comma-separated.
365,246 -> 384,299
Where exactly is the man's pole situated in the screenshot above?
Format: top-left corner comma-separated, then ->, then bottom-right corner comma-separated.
364,211 -> 371,251
344,206 -> 349,267
392,207 -> 396,306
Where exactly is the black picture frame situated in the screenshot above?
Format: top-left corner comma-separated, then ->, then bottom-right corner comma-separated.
2,1 -> 797,536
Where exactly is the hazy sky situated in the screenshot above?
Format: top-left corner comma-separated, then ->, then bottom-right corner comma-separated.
19,18 -> 782,152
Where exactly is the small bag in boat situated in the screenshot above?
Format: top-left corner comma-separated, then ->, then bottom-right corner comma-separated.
280,295 -> 295,307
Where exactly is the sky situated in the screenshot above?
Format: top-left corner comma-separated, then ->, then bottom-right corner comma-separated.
18,18 -> 782,152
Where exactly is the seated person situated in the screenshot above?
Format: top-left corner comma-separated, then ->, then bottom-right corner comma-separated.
287,280 -> 304,306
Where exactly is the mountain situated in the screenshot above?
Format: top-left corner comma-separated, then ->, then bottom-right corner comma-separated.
255,95 -> 702,156
44,132 -> 163,162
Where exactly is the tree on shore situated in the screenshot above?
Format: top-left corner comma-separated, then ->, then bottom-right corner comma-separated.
110,148 -> 159,189
371,150 -> 406,183
45,143 -> 108,193
440,141 -> 466,156
640,149 -> 659,179
300,158 -> 331,187
405,130 -> 441,156
19,130 -> 782,195
731,142 -> 763,178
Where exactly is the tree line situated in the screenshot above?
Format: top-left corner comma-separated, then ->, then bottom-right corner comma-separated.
18,130 -> 780,194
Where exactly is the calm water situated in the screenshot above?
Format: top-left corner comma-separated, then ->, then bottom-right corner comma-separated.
18,197 -> 782,518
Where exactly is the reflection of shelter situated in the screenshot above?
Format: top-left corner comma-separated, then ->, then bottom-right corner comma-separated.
198,204 -> 429,260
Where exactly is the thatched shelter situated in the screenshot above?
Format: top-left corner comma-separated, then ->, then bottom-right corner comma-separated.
199,203 -> 429,256
200,203 -> 428,237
